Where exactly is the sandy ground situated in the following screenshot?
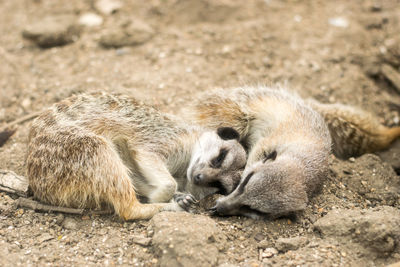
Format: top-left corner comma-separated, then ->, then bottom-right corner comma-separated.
0,0 -> 400,266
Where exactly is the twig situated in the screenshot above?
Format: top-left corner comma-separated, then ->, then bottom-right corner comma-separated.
0,111 -> 41,147
381,64 -> 400,94
16,197 -> 113,215
0,111 -> 42,131
0,170 -> 29,197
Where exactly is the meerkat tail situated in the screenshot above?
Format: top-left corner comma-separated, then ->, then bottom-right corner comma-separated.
380,126 -> 400,147
307,100 -> 400,158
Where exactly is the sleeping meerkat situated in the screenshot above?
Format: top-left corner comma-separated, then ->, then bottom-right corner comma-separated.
187,86 -> 332,219
26,92 -> 246,220
188,85 -> 400,219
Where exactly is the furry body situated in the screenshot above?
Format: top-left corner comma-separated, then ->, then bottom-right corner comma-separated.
27,93 -> 246,220
190,85 -> 400,218
189,86 -> 332,218
308,100 -> 400,159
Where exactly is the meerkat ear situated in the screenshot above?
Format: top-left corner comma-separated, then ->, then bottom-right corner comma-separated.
217,127 -> 240,141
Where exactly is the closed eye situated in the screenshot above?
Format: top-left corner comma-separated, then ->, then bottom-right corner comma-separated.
263,150 -> 277,163
210,149 -> 228,168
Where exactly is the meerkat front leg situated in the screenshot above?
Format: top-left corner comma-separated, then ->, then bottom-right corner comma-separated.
132,150 -> 197,211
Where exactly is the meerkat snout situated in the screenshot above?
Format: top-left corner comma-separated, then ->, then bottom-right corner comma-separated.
211,154 -> 311,219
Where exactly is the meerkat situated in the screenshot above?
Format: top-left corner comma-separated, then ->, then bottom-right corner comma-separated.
26,92 -> 246,221
188,85 -> 400,219
187,86 -> 332,219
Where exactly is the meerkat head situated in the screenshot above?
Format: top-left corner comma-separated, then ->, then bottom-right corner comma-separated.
210,138 -> 311,219
187,127 -> 247,195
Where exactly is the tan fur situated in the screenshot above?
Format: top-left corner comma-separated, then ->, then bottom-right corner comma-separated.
308,100 -> 400,159
187,86 -> 331,218
27,92 -> 246,220
188,85 -> 400,218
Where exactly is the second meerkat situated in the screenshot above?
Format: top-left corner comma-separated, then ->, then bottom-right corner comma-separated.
26,92 -> 246,220
188,85 -> 400,218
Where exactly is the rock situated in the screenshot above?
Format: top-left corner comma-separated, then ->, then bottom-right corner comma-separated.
99,20 -> 154,48
78,13 -> 103,27
314,206 -> 400,254
262,248 -> 278,258
330,154 -> 400,206
378,139 -> 400,175
382,37 -> 400,68
22,15 -> 80,48
328,17 -> 349,28
95,0 -> 122,15
149,0 -> 242,24
275,236 -> 309,252
131,235 -> 151,247
359,56 -> 381,77
55,213 -> 65,225
37,233 -> 54,243
381,64 -> 400,95
62,217 -> 78,230
360,15 -> 386,29
257,240 -> 270,249
151,212 -> 226,267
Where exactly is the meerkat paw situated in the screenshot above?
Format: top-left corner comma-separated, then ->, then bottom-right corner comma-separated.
173,192 -> 198,212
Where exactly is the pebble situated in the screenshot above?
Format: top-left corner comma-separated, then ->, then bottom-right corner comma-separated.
22,15 -> 81,48
62,217 -> 78,230
95,0 -> 122,15
131,235 -> 152,247
262,247 -> 278,258
79,13 -> 103,27
275,236 -> 309,252
328,17 -> 349,28
257,240 -> 270,249
55,213 -> 65,225
99,20 -> 154,48
38,233 -> 54,243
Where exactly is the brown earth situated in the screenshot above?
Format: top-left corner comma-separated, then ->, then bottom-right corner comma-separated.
1,0 -> 400,266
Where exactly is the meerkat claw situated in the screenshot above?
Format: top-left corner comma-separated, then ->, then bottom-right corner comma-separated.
208,205 -> 218,215
173,192 -> 198,211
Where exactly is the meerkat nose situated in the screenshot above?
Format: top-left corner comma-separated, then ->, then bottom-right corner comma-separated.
194,173 -> 204,183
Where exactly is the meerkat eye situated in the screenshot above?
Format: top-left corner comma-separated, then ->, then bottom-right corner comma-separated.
263,150 -> 277,163
211,149 -> 228,168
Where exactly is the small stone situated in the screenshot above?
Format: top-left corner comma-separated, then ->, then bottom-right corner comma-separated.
99,20 -> 154,48
328,17 -> 349,28
369,3 -> 382,12
79,13 -> 103,27
131,235 -> 152,246
254,232 -> 265,242
95,0 -> 122,15
257,240 -> 270,249
275,236 -> 309,252
55,213 -> 64,225
62,217 -> 78,230
38,233 -> 54,243
262,248 -> 278,258
349,157 -> 355,162
21,98 -> 31,109
22,15 -> 81,48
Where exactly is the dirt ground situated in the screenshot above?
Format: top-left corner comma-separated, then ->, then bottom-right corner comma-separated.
1,0 -> 400,266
